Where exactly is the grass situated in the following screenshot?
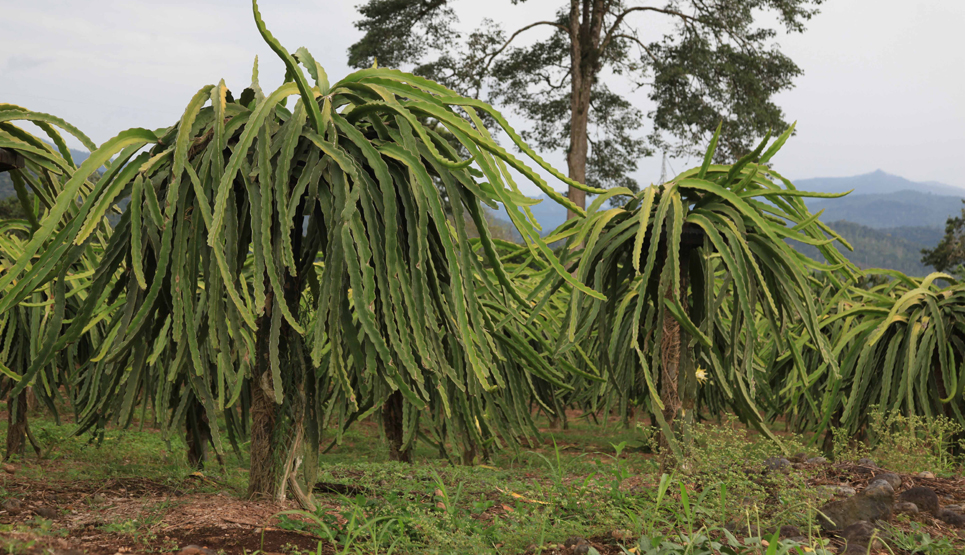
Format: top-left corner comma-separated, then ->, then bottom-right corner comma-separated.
1,405 -> 964,554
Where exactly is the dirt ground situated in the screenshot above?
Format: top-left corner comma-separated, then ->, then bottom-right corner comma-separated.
2,460 -> 965,554
0,469 -> 332,554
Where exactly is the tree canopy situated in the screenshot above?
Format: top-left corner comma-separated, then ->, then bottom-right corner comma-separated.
350,0 -> 825,215
922,200 -> 965,275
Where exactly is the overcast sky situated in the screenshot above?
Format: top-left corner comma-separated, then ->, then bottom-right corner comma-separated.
1,0 -> 962,196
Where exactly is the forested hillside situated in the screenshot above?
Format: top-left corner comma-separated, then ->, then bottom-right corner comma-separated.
794,220 -> 937,276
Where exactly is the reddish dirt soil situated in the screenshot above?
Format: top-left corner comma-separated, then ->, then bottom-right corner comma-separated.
0,472 -> 335,554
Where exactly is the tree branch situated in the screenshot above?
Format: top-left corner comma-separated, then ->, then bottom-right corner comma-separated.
600,6 -> 701,53
612,34 -> 659,65
481,20 -> 569,74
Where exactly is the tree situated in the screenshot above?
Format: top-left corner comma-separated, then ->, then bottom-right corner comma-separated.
554,126 -> 851,459
922,200 -> 965,274
5,1 -> 598,502
350,0 -> 825,218
0,111 -> 113,461
771,270 -> 965,449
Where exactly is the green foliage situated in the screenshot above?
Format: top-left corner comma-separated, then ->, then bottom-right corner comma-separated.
556,125 -> 853,454
775,271 -> 965,443
922,199 -> 965,274
4,1 -> 603,494
0,114 -> 114,458
880,521 -> 961,555
831,407 -> 963,474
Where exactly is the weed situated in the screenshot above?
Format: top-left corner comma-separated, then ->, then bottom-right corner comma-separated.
880,521 -> 960,555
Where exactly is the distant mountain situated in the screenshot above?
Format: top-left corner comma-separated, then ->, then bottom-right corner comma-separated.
796,170 -> 965,197
808,190 -> 964,229
493,171 -> 964,239
793,220 -> 939,277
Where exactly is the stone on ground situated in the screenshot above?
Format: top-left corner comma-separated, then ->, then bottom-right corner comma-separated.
817,479 -> 893,531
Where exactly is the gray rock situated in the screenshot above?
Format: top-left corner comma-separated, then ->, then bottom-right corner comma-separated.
898,486 -> 939,515
817,480 -> 893,531
807,456 -> 829,464
841,521 -> 875,547
943,504 -> 963,514
564,537 -> 588,548
875,472 -> 901,490
864,480 -> 895,497
939,510 -> 965,527
819,485 -> 857,497
779,525 -> 802,538
2,498 -> 21,515
895,502 -> 919,514
857,458 -> 877,467
917,471 -> 936,479
764,457 -> 792,472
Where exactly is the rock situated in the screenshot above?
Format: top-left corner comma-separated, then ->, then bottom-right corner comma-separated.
841,521 -> 885,553
864,480 -> 894,498
564,536 -> 592,554
857,458 -> 876,467
177,546 -> 219,555
34,505 -> 58,519
943,504 -> 963,514
939,510 -> 965,527
817,480 -> 893,531
898,486 -> 939,515
895,502 -> 919,514
875,472 -> 901,490
779,525 -> 801,538
841,521 -> 875,547
2,498 -> 22,515
764,457 -> 792,472
819,485 -> 857,497
807,457 -> 829,464
564,537 -> 588,548
91,494 -> 107,505
2,464 -> 15,474
917,471 -> 936,479
790,452 -> 809,463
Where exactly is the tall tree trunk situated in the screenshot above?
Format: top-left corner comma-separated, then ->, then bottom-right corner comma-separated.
383,390 -> 411,463
659,251 -> 693,463
246,283 -> 306,502
186,397 -> 212,469
5,390 -> 28,460
565,0 -> 589,220
565,0 -> 607,220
